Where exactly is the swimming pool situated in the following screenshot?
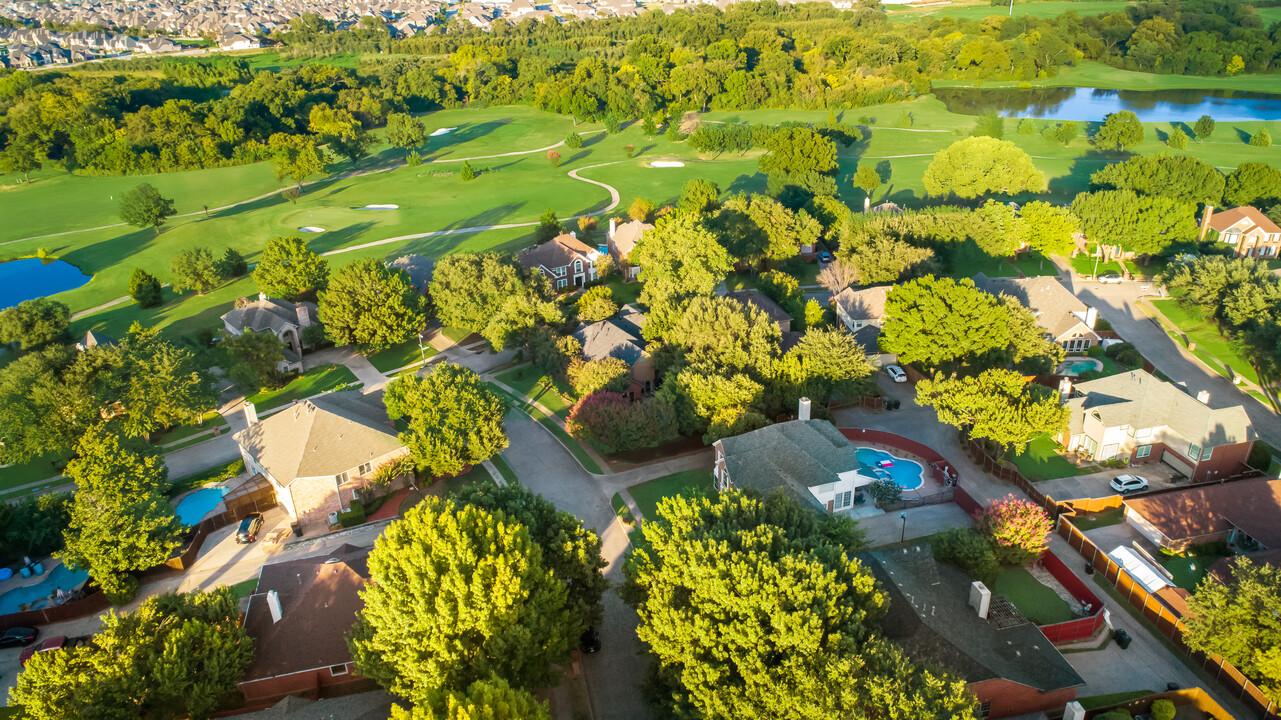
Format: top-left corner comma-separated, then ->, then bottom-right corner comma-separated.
174,486 -> 231,526
0,562 -> 90,615
1057,359 -> 1101,376
855,448 -> 924,490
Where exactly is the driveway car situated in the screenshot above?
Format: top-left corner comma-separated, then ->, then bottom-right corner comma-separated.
235,513 -> 264,544
1098,273 -> 1125,284
18,635 -> 65,666
0,626 -> 37,648
885,365 -> 907,383
1110,474 -> 1149,494
819,251 -> 832,263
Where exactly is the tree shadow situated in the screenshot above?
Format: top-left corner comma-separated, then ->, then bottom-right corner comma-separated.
421,119 -> 513,159
1154,127 -> 1169,143
436,203 -> 528,233
60,227 -> 158,272
725,172 -> 768,196
567,150 -> 592,165
1235,126 -> 1253,144
875,160 -> 893,185
634,144 -> 656,157
1046,149 -> 1116,200
584,132 -> 607,147
307,222 -> 378,253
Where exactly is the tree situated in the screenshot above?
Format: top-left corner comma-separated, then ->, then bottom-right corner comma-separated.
386,112 -> 427,158
319,259 -> 428,349
1250,129 -> 1273,148
576,285 -> 617,323
816,258 -> 859,294
970,112 -> 1004,139
0,139 -> 42,182
119,183 -> 176,235
758,126 -> 839,179
624,491 -> 976,720
774,327 -> 875,406
113,325 -> 218,439
457,483 -> 608,631
0,492 -> 71,561
169,248 -> 222,295
1090,153 -> 1225,205
1071,190 -> 1197,257
349,497 -> 573,711
0,297 -> 69,350
629,197 -> 655,222
59,425 -> 183,604
975,494 -> 1054,565
847,233 -> 935,284
221,329 -> 285,391
535,209 -> 561,244
1092,111 -> 1145,151
679,178 -> 720,214
269,132 -> 327,190
565,132 -> 583,149
11,587 -> 252,720
632,214 -> 733,339
568,357 -> 632,397
566,392 -> 678,451
712,194 -> 822,267
384,364 -> 510,477
1017,118 -> 1036,135
460,161 -> 476,181
1225,163 -> 1281,207
253,236 -> 330,300
916,369 -> 1069,451
1167,126 -> 1189,150
1184,558 -> 1281,703
922,137 -> 1044,199
1194,115 -> 1216,140
218,248 -> 247,278
1018,201 -> 1081,257
880,276 -> 1012,369
391,678 -> 551,720
430,253 -> 555,345
310,103 -> 373,165
852,165 -> 881,202
547,150 -> 561,167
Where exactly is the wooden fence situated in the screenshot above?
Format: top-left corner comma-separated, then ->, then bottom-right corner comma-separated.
1037,549 -> 1106,645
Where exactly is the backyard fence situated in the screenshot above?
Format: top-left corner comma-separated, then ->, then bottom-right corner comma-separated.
1037,550 -> 1106,645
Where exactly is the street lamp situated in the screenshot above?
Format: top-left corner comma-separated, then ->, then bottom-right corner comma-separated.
899,511 -> 908,543
417,333 -> 427,363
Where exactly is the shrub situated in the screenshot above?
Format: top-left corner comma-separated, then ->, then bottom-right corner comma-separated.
624,144 -> 635,158
894,111 -> 913,128
1105,341 -> 1143,369
406,150 -> 421,166
338,499 -> 366,527
1150,699 -> 1176,720
1096,711 -> 1131,720
1086,344 -> 1106,359
868,479 -> 902,507
460,161 -> 476,181
568,357 -> 632,397
547,150 -> 561,167
1017,118 -> 1036,135
566,391 -> 678,451
977,495 -> 1053,565
577,285 -> 618,323
128,268 -> 163,308
604,114 -> 622,134
566,132 -> 583,149
932,528 -> 1000,585
1250,129 -> 1273,147
1167,126 -> 1190,150
665,124 -> 685,142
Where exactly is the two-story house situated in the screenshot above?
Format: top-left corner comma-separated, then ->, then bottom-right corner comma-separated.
606,218 -> 652,281
972,274 -> 1102,352
832,285 -> 895,362
572,304 -> 652,397
1202,206 -> 1281,259
221,294 -> 318,373
517,233 -> 601,290
1062,370 -> 1254,482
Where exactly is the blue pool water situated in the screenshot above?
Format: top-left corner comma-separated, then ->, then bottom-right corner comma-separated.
0,258 -> 91,310
1066,361 -> 1097,375
174,487 -> 230,526
0,563 -> 90,615
855,448 -> 924,490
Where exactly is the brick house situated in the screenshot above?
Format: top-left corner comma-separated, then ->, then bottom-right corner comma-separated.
232,392 -> 410,523
518,233 -> 601,290
221,294 -> 318,373
572,304 -> 653,398
972,274 -> 1101,352
605,218 -> 652,281
1123,477 -> 1281,554
1201,206 -> 1281,259
1062,371 -> 1254,482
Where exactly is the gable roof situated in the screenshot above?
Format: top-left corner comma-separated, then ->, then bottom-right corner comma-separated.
726,289 -> 791,326
517,233 -> 597,272
1209,206 -> 1281,235
241,545 -> 369,683
77,330 -> 116,350
971,274 -> 1094,339
832,285 -> 890,321
1067,371 -> 1253,449
865,547 -> 1085,693
573,306 -> 648,365
232,391 -> 404,485
1124,477 -> 1281,549
388,254 -> 435,291
718,420 -> 862,511
222,296 -> 316,335
609,218 -> 653,257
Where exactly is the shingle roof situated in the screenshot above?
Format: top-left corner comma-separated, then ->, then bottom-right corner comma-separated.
726,289 -> 790,326
1209,206 -> 1281,235
517,233 -> 596,272
718,420 -> 863,511
232,391 -> 403,485
222,297 -> 316,334
971,274 -> 1094,339
609,218 -> 652,257
1124,477 -> 1281,548
388,254 -> 435,291
572,307 -> 648,365
833,285 -> 890,321
1067,371 -> 1253,449
865,547 -> 1085,693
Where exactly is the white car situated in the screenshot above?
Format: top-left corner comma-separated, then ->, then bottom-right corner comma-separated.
1110,474 -> 1149,494
885,365 -> 907,383
1098,273 -> 1125,284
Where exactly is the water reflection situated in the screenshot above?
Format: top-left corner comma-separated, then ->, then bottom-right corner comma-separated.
934,87 -> 1281,122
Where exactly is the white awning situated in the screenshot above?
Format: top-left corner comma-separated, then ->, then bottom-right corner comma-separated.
1109,546 -> 1172,594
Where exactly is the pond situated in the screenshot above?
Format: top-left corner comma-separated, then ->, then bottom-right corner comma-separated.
934,86 -> 1281,123
0,258 -> 91,310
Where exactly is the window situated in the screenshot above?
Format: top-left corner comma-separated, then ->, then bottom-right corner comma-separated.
1135,444 -> 1151,458
1202,445 -> 1214,461
1189,444 -> 1201,461
358,462 -> 372,476
554,266 -> 566,277
1101,443 -> 1119,459
574,259 -> 583,273
336,471 -> 350,485
979,701 -> 992,719
841,491 -> 852,508
1126,425 -> 1135,437
557,279 -> 567,289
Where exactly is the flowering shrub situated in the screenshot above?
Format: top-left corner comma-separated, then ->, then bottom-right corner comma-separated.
976,494 -> 1053,565
566,391 -> 677,452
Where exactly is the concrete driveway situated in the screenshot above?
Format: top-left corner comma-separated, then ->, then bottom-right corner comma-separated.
1036,463 -> 1182,502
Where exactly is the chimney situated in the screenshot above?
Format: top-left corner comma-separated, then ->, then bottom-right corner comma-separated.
243,400 -> 259,426
1058,376 -> 1073,401
1085,306 -> 1097,330
570,230 -> 576,239
1063,702 -> 1086,720
609,217 -> 617,237
267,589 -> 282,623
863,196 -> 870,212
258,292 -> 267,302
968,581 -> 991,619
798,397 -> 811,421
1197,390 -> 1211,405
296,304 -> 311,327
1199,205 -> 1214,241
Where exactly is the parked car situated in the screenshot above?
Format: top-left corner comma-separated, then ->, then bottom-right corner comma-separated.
1098,273 -> 1125,284
1110,474 -> 1149,494
819,250 -> 833,263
579,627 -> 601,654
0,626 -> 37,649
18,635 -> 65,666
235,513 -> 264,544
885,365 -> 907,383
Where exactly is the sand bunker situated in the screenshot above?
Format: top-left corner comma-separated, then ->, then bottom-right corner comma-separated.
650,160 -> 685,168
430,127 -> 456,137
298,226 -> 326,233
359,204 -> 399,210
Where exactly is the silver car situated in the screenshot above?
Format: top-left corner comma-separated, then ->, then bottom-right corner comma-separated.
1110,474 -> 1149,494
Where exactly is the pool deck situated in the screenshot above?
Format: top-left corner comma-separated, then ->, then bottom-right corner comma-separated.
854,441 -> 948,501
0,558 -> 82,613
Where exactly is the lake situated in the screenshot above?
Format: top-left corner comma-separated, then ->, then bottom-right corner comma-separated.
934,86 -> 1281,122
0,258 -> 91,309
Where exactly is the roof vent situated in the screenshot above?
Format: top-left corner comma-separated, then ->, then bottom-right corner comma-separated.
267,590 -> 283,623
324,557 -> 341,564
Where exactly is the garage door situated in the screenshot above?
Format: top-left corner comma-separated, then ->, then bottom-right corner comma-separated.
1161,450 -> 1194,477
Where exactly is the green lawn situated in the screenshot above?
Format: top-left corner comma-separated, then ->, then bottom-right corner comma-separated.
1149,299 -> 1261,386
248,364 -> 361,413
367,341 -> 438,373
155,410 -> 227,445
1072,507 -> 1126,532
491,455 -> 520,485
0,452 -> 69,492
225,578 -> 259,600
948,243 -> 1058,279
441,326 -> 475,344
627,470 -> 714,521
494,366 -> 574,415
169,458 -> 245,498
1009,435 -> 1095,481
604,277 -> 644,306
1160,549 -> 1230,591
1069,253 -> 1126,278
993,567 -> 1074,625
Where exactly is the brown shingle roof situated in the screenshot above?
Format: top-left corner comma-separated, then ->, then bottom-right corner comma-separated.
222,297 -> 316,334
517,233 -> 596,272
609,219 -> 652,257
1124,477 -> 1281,548
1208,206 -> 1281,235
726,289 -> 790,325
972,274 -> 1094,339
832,285 -> 890,321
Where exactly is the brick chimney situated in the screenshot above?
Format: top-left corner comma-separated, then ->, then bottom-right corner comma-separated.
609,217 -> 617,237
1198,205 -> 1215,241
296,304 -> 311,327
258,292 -> 268,302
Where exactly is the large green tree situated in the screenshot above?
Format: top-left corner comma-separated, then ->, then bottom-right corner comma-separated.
624,491 -> 976,720
169,248 -> 223,295
1017,201 -> 1080,257
221,329 -> 286,392
1224,162 -> 1281,207
1090,153 -> 1225,204
774,327 -> 875,406
383,363 -> 510,477
268,132 -> 327,190
0,138 -> 42,182
59,425 -> 184,603
632,214 -> 733,340
880,276 -> 1012,370
349,497 -> 574,712
711,194 -> 822,266
922,136 -> 1044,199
119,183 -> 176,235
113,324 -> 218,438
0,297 -> 69,350
252,235 -> 330,299
1091,110 -> 1145,151
10,587 -> 252,719
390,678 -> 551,720
916,369 -> 1069,451
429,253 -> 556,349
128,268 -> 163,308
319,259 -> 428,349
758,126 -> 839,179
386,112 -> 427,159
1183,558 -> 1281,703
1071,189 -> 1198,257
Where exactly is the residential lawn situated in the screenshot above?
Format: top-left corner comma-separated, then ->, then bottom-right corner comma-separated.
155,411 -> 227,445
494,365 -> 574,415
993,567 -> 1074,625
367,341 -> 438,373
947,243 -> 1058,279
491,455 -> 519,485
0,452 -> 68,492
169,459 -> 245,498
1069,253 -> 1126,278
1072,507 -> 1126,532
1160,548 -> 1230,591
248,364 -> 360,412
441,326 -> 475,344
1123,256 -> 1169,280
604,277 -> 643,306
1009,435 -> 1095,481
225,578 -> 259,600
1149,299 -> 1261,385
627,470 -> 714,521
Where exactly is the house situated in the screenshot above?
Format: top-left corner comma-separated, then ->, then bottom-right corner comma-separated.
726,289 -> 791,333
865,547 -> 1085,718
219,32 -> 260,50
605,217 -> 652,281
237,545 -> 376,704
713,417 -> 885,514
972,274 -> 1101,352
75,330 -> 116,352
1201,206 -> 1281,259
517,233 -> 601,290
388,254 -> 435,297
832,285 -> 896,362
1123,477 -> 1281,554
1062,371 -> 1254,482
232,392 -> 410,523
221,294 -> 318,373
572,304 -> 652,397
